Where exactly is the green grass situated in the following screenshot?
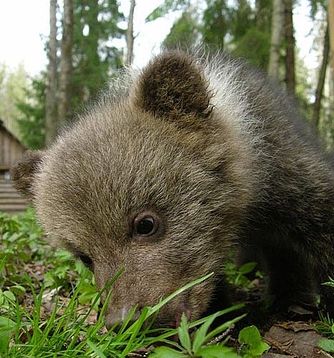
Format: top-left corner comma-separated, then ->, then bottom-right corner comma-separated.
316,279 -> 334,354
0,209 -> 270,357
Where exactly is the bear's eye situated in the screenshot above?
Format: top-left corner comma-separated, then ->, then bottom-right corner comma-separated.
133,212 -> 160,237
136,217 -> 155,235
78,254 -> 93,270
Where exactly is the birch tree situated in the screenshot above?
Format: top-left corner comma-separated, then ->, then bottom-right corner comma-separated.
126,0 -> 136,66
312,26 -> 329,129
268,0 -> 284,78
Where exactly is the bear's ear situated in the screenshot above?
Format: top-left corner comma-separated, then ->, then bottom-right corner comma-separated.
133,51 -> 213,122
11,151 -> 44,199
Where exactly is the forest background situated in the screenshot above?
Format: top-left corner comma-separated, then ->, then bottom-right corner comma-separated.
0,0 -> 333,150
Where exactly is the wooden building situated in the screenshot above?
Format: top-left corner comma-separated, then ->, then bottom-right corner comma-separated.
0,119 -> 26,177
0,119 -> 27,213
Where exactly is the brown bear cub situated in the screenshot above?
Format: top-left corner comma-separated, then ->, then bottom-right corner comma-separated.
12,50 -> 334,327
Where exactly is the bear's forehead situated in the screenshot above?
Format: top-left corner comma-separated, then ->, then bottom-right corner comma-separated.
48,104 -> 203,185
51,124 -> 186,184
40,113 -> 206,216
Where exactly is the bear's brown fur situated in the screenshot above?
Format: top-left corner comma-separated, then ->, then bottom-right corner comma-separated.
11,50 -> 334,327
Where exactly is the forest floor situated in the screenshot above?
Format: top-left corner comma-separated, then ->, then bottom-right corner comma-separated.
1,208 -> 333,357
230,284 -> 334,357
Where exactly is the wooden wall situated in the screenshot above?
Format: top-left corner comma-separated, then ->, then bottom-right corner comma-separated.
0,126 -> 25,170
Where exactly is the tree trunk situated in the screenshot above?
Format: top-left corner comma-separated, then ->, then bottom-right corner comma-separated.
45,0 -> 58,146
58,0 -> 73,128
328,0 -> 334,98
312,26 -> 329,129
283,0 -> 295,94
268,0 -> 284,78
126,0 -> 136,66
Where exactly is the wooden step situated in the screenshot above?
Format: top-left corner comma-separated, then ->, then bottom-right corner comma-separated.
0,185 -> 17,191
0,190 -> 21,196
0,206 -> 27,214
0,192 -> 24,198
0,182 -> 15,186
0,198 -> 27,205
0,210 -> 26,216
0,209 -> 26,215
0,179 -> 27,213
0,191 -> 18,194
0,189 -> 19,195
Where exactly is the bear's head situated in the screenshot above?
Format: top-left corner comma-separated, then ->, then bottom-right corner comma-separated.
12,51 -> 252,327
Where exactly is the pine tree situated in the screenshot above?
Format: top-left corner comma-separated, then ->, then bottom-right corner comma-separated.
17,76 -> 46,149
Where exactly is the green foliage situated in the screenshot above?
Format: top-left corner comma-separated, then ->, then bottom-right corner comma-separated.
224,262 -> 260,290
0,208 -> 45,280
0,316 -> 16,355
229,0 -> 271,69
71,0 -> 125,114
295,53 -> 314,121
151,308 -> 245,358
316,278 -> 334,353
159,0 -> 272,70
254,0 -> 272,31
151,312 -> 270,357
0,63 -> 29,138
163,11 -> 200,49
229,0 -> 254,42
201,0 -> 230,49
323,278 -> 334,288
318,337 -> 334,353
317,312 -> 334,338
146,0 -> 189,22
238,326 -> 270,357
0,208 -> 94,306
16,75 -> 46,149
232,28 -> 270,68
